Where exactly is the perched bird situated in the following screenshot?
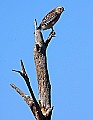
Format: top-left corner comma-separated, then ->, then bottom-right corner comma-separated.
37,6 -> 64,31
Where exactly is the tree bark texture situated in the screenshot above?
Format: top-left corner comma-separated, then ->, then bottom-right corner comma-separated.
34,29 -> 51,109
10,19 -> 55,120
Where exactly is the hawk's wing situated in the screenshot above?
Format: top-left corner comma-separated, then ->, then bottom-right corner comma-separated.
40,10 -> 58,26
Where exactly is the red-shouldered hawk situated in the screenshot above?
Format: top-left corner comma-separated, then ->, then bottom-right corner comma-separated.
37,6 -> 64,31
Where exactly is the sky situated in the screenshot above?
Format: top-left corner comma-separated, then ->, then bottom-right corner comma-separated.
0,0 -> 93,120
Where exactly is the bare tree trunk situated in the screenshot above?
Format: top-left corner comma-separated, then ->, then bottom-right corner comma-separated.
10,19 -> 55,120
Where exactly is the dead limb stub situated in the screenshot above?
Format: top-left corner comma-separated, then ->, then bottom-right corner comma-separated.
10,83 -> 34,112
10,19 -> 55,120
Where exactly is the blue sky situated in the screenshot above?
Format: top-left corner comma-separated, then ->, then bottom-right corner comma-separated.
0,0 -> 93,120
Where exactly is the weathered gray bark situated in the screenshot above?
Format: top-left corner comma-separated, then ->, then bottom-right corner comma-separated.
10,19 -> 55,120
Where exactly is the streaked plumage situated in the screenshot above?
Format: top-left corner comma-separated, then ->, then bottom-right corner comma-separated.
38,6 -> 64,31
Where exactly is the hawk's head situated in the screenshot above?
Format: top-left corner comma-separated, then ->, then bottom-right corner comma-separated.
55,6 -> 64,14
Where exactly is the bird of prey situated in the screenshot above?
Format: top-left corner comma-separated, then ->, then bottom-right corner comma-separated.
37,6 -> 64,31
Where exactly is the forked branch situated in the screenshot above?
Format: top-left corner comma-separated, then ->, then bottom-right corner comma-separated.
45,30 -> 56,48
12,60 -> 36,102
11,60 -> 45,120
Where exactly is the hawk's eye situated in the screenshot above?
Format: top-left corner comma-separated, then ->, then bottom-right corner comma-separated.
59,8 -> 61,10
58,8 -> 62,12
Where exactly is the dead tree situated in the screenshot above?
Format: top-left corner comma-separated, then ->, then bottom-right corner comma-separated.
10,19 -> 55,120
